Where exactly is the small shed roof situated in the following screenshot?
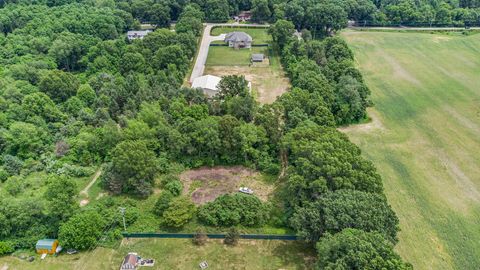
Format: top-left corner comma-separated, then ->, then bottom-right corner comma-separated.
251,54 -> 264,61
36,239 -> 56,249
192,75 -> 222,91
224,32 -> 252,43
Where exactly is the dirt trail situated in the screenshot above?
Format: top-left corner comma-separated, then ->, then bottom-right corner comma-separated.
79,169 -> 102,207
1,264 -> 8,270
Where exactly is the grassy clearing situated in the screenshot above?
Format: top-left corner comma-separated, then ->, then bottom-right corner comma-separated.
342,30 -> 480,270
211,27 -> 271,44
206,46 -> 268,66
0,239 -> 315,270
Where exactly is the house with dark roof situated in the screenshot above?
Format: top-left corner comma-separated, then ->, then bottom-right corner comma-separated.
224,32 -> 252,49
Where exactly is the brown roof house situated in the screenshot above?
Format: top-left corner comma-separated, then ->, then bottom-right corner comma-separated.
224,32 -> 252,49
120,253 -> 139,270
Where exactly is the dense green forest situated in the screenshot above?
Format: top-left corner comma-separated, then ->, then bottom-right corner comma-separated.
0,0 -> 419,268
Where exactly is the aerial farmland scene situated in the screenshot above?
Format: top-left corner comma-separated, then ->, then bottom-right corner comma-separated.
0,0 -> 479,269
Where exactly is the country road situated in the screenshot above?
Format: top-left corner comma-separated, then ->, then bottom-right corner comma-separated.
349,26 -> 480,31
189,23 -> 269,83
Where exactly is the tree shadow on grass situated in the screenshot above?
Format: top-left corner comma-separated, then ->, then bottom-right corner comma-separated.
271,240 -> 316,270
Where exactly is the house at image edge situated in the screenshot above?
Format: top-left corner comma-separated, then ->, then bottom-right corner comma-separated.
120,253 -> 139,270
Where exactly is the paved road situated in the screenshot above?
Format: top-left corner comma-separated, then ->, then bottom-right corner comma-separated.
349,26 -> 480,31
189,23 -> 270,83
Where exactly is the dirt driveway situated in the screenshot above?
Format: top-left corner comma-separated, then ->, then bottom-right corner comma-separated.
204,65 -> 289,104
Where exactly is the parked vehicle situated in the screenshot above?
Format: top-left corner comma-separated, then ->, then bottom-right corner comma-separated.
238,187 -> 254,194
67,249 -> 78,255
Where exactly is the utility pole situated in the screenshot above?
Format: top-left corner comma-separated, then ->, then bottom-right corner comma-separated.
119,207 -> 127,232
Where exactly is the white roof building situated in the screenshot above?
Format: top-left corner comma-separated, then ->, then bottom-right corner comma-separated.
127,30 -> 152,40
192,75 -> 222,97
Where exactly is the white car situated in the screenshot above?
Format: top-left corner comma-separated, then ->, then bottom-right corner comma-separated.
239,187 -> 254,195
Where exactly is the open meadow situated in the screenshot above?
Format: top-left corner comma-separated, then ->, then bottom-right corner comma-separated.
341,30 -> 480,270
0,239 -> 314,270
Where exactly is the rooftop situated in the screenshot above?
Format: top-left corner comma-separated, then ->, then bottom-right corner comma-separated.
224,32 -> 252,43
192,75 -> 222,91
251,54 -> 264,61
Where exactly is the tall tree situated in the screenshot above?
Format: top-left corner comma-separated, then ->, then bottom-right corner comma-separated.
316,229 -> 412,270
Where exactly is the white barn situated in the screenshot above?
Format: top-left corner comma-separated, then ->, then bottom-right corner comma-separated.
127,30 -> 152,41
192,75 -> 222,97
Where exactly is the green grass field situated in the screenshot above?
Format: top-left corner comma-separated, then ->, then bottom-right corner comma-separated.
341,31 -> 480,270
0,239 -> 314,270
211,27 -> 271,44
206,46 -> 268,66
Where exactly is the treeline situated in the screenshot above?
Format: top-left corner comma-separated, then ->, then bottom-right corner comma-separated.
3,0 -> 479,28
268,19 -> 412,269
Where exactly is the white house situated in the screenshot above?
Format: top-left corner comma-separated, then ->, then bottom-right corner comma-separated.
127,30 -> 152,41
192,75 -> 222,97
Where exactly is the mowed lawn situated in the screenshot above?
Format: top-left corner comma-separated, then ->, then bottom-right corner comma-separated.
206,46 -> 268,66
341,31 -> 480,270
0,239 -> 314,270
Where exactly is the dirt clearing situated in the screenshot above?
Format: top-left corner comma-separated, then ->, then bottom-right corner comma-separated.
205,65 -> 289,104
180,166 -> 275,205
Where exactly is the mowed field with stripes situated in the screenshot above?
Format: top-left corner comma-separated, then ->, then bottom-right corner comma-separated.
341,31 -> 480,270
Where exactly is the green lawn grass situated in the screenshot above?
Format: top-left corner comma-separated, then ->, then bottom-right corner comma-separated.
341,30 -> 480,270
0,239 -> 314,270
206,46 -> 268,66
211,27 -> 271,44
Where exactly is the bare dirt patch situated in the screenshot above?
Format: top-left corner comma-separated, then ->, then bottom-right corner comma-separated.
180,166 -> 275,205
79,199 -> 89,207
204,65 -> 290,104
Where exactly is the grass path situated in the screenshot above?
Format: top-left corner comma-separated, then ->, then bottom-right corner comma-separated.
342,31 -> 480,270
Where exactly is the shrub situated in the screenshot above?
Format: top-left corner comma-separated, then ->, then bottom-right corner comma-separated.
0,167 -> 8,182
192,230 -> 208,246
153,191 -> 174,217
164,180 -> 183,196
2,155 -> 23,175
0,241 -> 14,255
162,197 -> 195,228
58,211 -> 106,250
223,228 -> 239,246
197,193 -> 269,227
